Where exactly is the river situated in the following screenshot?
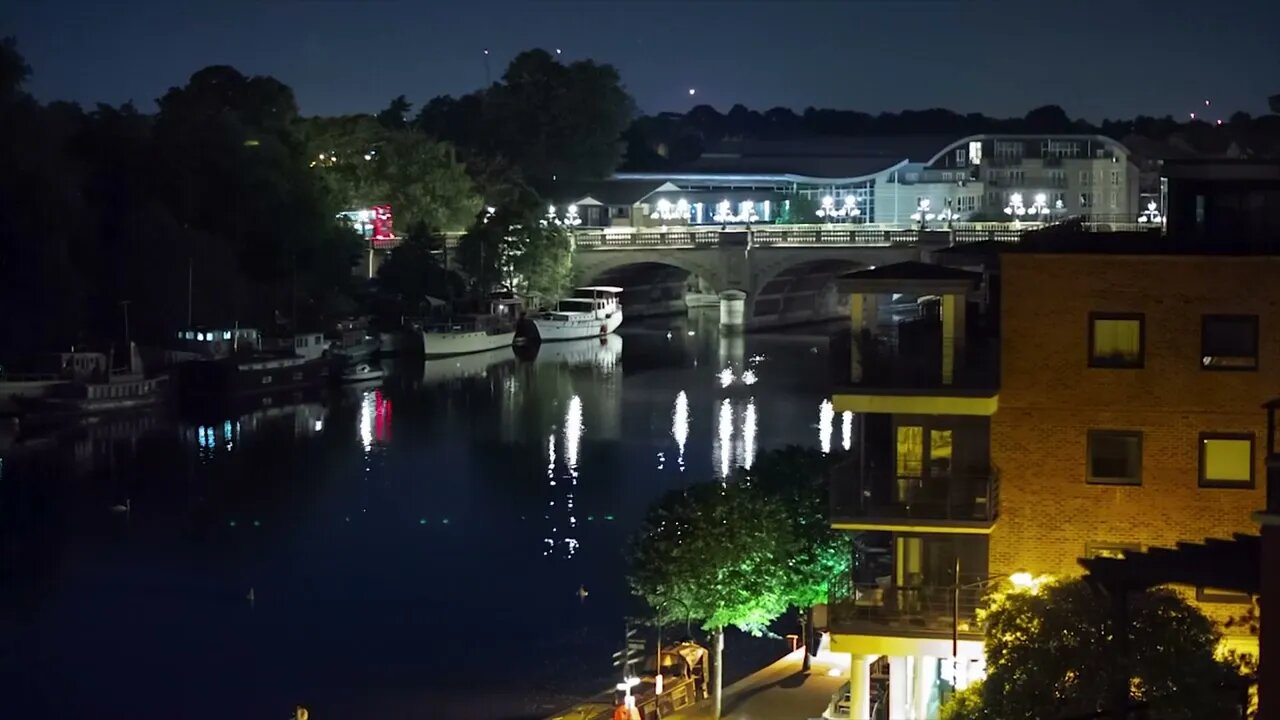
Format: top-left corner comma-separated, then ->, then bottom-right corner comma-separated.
0,310 -> 852,719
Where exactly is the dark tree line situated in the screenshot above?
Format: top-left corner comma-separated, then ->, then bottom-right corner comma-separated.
621,102 -> 1280,170
0,39 -> 363,356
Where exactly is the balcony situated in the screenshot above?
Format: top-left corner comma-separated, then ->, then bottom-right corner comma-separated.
828,576 -> 987,640
831,465 -> 999,530
832,317 -> 999,395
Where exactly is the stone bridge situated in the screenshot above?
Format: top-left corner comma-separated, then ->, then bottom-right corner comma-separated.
570,225 -> 1016,330
420,222 -> 1142,330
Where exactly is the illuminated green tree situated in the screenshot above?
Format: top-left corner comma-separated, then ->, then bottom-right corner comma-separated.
745,447 -> 851,670
941,578 -> 1248,720
628,482 -> 792,719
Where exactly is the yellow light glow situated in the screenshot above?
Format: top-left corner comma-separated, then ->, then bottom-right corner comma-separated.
1009,572 -> 1034,588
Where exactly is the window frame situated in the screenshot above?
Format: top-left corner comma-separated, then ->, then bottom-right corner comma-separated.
1198,432 -> 1255,489
1085,541 -> 1141,559
1088,312 -> 1145,369
1196,586 -> 1254,604
1200,314 -> 1259,372
1086,429 -> 1143,486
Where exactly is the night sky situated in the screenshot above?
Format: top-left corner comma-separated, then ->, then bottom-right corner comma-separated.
5,0 -> 1277,121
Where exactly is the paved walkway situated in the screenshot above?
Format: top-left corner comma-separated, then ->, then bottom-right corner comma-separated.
666,645 -> 848,720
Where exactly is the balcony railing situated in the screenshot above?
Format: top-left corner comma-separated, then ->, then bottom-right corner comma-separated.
831,468 -> 1000,526
828,576 -> 987,639
836,331 -> 999,393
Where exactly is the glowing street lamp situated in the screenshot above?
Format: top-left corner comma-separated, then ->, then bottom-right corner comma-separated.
1137,200 -> 1163,224
713,199 -> 735,224
564,204 -> 582,227
1026,193 -> 1050,219
650,198 -> 692,224
910,198 -> 936,228
815,195 -> 861,223
1003,192 -> 1027,222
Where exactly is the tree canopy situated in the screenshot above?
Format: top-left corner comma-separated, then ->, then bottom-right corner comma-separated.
299,114 -> 480,232
942,578 -> 1248,720
628,448 -> 851,718
0,42 -> 361,354
418,49 -> 635,195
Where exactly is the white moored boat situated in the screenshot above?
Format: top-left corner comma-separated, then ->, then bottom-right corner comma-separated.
421,294 -> 523,358
530,286 -> 623,342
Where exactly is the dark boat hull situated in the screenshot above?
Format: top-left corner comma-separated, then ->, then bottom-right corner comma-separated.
176,357 -> 330,404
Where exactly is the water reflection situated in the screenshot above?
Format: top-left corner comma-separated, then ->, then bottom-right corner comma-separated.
671,390 -> 689,472
0,311 -> 843,720
819,399 -> 835,454
358,389 -> 393,452
841,411 -> 853,451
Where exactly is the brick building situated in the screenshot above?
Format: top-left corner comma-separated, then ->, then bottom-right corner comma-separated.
992,252 -> 1273,640
823,161 -> 1279,720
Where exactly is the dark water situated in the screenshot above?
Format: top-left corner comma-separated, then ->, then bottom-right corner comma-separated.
0,310 -> 850,719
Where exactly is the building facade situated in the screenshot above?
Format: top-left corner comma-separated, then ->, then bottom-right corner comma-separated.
992,251 -> 1271,646
565,134 -> 1140,229
823,160 -> 1276,719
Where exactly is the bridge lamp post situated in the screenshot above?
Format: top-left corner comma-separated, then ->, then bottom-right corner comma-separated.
1003,192 -> 1027,225
1137,200 -> 1163,225
1026,193 -> 1051,222
910,198 -> 936,230
816,195 -> 860,224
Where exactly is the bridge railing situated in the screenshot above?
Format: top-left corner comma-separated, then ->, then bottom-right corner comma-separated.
427,221 -> 1152,252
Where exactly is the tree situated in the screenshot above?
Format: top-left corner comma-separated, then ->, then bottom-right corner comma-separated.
743,447 -> 851,671
376,230 -> 463,314
376,94 -> 412,130
941,578 -> 1248,720
299,115 -> 480,232
456,202 -> 574,301
628,482 -> 793,719
418,50 -> 634,195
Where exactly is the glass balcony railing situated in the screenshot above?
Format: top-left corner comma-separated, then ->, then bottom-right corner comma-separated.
827,577 -> 988,639
830,467 -> 999,525
831,330 -> 999,393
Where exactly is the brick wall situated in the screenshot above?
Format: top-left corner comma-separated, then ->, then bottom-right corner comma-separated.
991,253 -> 1277,634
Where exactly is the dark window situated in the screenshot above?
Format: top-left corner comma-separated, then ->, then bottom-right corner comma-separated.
1198,432 -> 1254,488
1196,587 -> 1253,604
1087,430 -> 1142,485
1201,314 -> 1258,370
610,206 -> 630,219
1085,542 -> 1141,560
1089,313 -> 1144,368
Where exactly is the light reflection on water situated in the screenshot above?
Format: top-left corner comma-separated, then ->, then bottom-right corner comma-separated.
0,314 -> 840,719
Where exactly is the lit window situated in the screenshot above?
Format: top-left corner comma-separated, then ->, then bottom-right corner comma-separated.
196,332 -> 205,341
1087,430 -> 1142,485
968,141 -> 982,165
1201,314 -> 1258,370
185,331 -> 194,340
223,331 -> 232,340
1089,312 -> 1144,368
1199,433 -> 1253,488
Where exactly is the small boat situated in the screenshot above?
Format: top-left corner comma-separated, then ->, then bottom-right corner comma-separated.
17,374 -> 167,416
340,363 -> 385,383
529,286 -> 623,343
421,293 -> 524,358
0,350 -> 112,414
171,328 -> 331,404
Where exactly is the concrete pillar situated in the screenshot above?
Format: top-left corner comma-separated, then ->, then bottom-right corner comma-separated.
719,290 -> 747,333
889,655 -> 909,719
911,655 -> 936,720
940,294 -> 966,385
849,654 -> 872,720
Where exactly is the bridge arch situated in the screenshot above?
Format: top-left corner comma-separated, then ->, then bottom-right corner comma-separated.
573,251 -> 727,320
747,256 -> 867,327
